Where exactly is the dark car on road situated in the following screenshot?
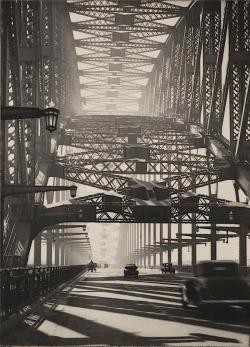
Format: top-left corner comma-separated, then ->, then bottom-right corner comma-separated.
124,264 -> 139,278
161,262 -> 175,274
181,261 -> 250,312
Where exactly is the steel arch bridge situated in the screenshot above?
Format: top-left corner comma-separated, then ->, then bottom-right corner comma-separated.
1,0 -> 250,268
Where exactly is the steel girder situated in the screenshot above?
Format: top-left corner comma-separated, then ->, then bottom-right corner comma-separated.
73,116 -> 181,127
63,151 -> 217,175
72,22 -> 173,37
66,120 -> 203,152
71,130 -> 194,143
1,0 -> 80,267
205,0 -> 250,162
60,147 -> 196,161
162,167 -> 233,194
63,164 -> 232,198
69,141 -> 195,153
35,193 -> 250,226
71,132 -> 192,143
65,169 -> 130,192
68,2 -> 187,18
60,119 -> 233,196
67,0 -> 189,114
142,1 -> 250,163
229,2 -> 250,157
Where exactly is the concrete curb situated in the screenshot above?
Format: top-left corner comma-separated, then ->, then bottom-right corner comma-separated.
0,270 -> 86,338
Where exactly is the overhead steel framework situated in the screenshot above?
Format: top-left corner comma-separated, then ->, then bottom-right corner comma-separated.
1,0 -> 250,268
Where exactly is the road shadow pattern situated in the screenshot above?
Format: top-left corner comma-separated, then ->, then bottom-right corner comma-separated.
1,271 -> 250,346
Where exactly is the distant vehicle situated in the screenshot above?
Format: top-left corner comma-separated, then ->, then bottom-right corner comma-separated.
181,261 -> 250,311
124,264 -> 139,278
104,263 -> 108,268
161,262 -> 175,274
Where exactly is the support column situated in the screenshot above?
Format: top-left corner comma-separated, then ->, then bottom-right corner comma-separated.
136,224 -> 139,265
127,225 -> 130,262
55,177 -> 61,202
153,224 -> 157,267
130,224 -> 133,262
192,178 -> 197,265
127,224 -> 130,262
133,223 -> 136,263
143,223 -> 147,268
124,226 -> 127,264
192,224 -> 197,265
131,224 -> 134,263
239,228 -> 247,267
168,224 -> 172,263
34,232 -> 41,266
46,229 -> 53,266
61,243 -> 65,265
61,179 -> 66,201
178,165 -> 182,266
139,224 -> 142,267
65,245 -> 69,265
159,224 -> 163,265
148,224 -> 151,267
55,238 -> 60,266
178,223 -> 182,266
211,224 -> 217,260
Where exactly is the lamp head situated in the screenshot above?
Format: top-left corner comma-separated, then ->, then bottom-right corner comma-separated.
44,107 -> 59,132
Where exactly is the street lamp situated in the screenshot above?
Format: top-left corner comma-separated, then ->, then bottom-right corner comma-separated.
44,108 -> 59,132
1,106 -> 59,132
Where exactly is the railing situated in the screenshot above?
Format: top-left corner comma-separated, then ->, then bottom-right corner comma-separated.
0,265 -> 87,321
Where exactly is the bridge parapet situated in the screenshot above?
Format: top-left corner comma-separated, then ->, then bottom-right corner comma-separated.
0,265 -> 87,322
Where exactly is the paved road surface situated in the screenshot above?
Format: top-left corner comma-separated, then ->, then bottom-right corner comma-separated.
1,268 -> 250,346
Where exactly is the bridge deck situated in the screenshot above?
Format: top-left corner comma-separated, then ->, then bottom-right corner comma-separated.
1,269 -> 249,346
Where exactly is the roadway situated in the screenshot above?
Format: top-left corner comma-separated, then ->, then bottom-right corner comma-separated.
1,268 -> 249,346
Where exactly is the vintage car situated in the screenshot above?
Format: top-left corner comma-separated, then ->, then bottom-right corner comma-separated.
181,261 -> 250,311
124,264 -> 139,278
161,262 -> 175,274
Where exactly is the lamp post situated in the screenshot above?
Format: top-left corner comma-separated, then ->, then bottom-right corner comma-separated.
0,106 -> 60,268
2,184 -> 77,198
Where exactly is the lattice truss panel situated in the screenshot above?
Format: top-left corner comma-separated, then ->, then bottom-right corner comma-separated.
61,115 -> 233,196
142,1 -> 250,162
67,0 -> 190,115
38,192 -> 250,224
1,0 -> 80,266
